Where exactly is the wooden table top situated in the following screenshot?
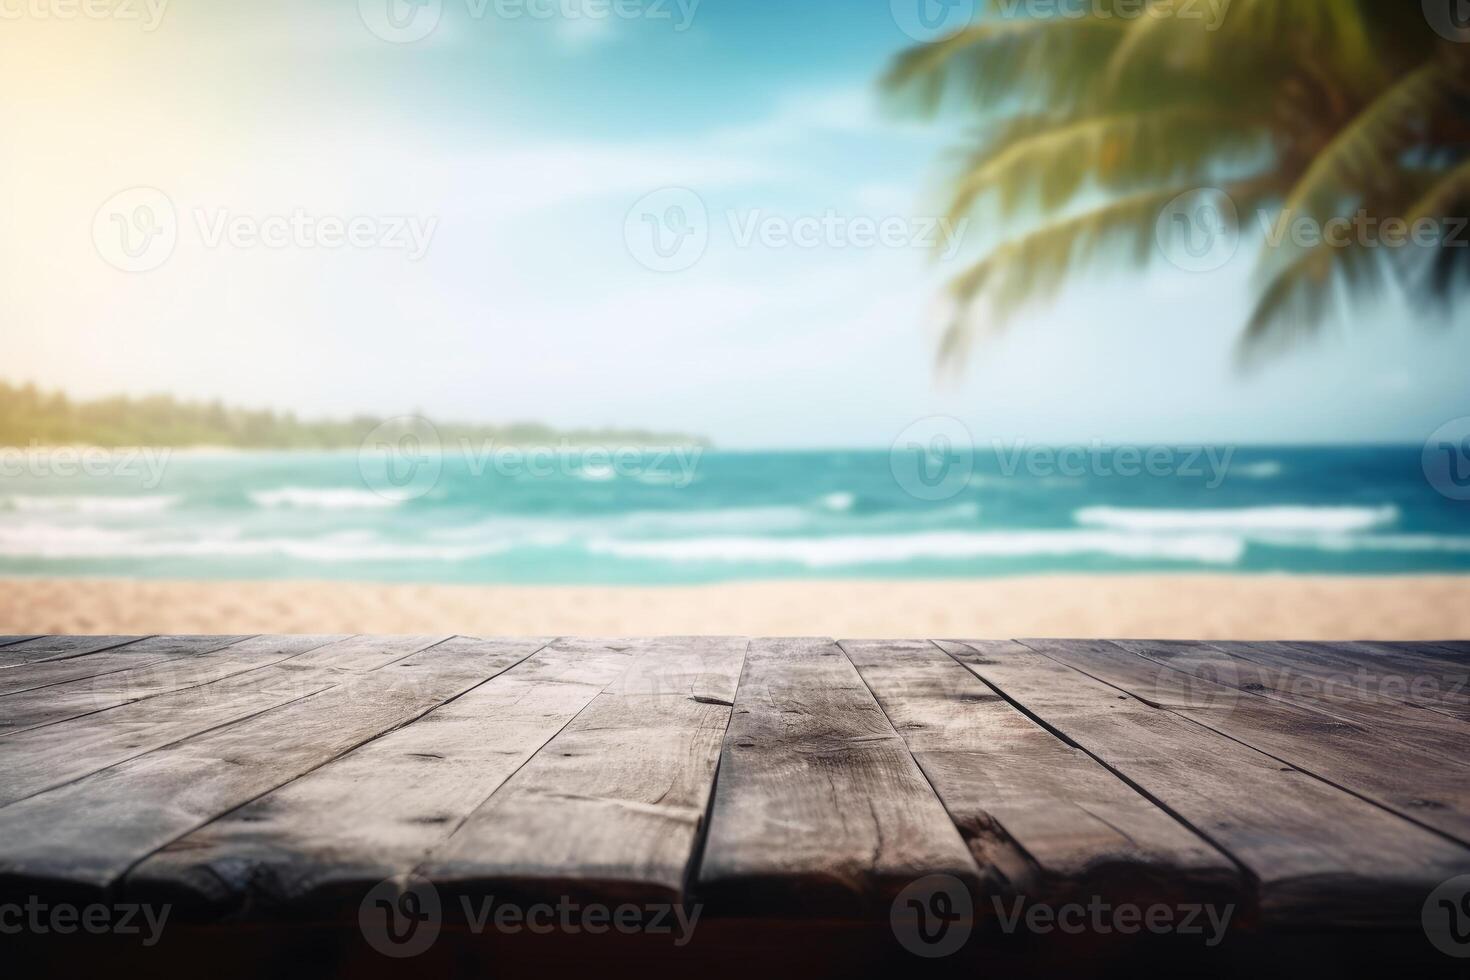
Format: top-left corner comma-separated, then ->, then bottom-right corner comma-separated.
2,634 -> 1468,976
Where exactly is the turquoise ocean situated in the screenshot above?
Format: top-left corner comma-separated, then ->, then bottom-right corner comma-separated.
1,446 -> 1468,584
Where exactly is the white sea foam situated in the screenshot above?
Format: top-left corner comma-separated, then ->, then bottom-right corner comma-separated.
249,488 -> 400,510
1075,505 -> 1398,534
1233,461 -> 1284,479
587,530 -> 1248,567
0,495 -> 180,515
575,464 -> 616,482
819,492 -> 856,512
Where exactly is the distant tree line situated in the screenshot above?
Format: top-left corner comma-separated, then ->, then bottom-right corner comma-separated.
0,380 -> 706,449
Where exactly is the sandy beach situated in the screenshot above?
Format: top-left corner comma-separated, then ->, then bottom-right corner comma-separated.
2,575 -> 1468,640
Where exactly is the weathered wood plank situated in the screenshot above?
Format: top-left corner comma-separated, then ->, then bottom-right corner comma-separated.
0,636 -> 42,652
1250,641 -> 1470,722
842,640 -> 1241,907
0,635 -> 348,736
1112,639 -> 1470,764
0,635 -> 450,805
420,636 -> 748,908
0,637 -> 545,896
0,635 -> 251,696
940,640 -> 1470,927
1024,639 -> 1470,847
0,635 -> 148,670
128,637 -> 633,912
697,638 -> 982,915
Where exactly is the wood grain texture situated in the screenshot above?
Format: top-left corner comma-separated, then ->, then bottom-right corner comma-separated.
941,639 -> 1470,928
1025,639 -> 1470,845
697,638 -> 982,915
0,635 -> 347,736
0,637 -> 542,896
1112,639 -> 1470,770
1233,641 -> 1470,722
0,635 -> 249,696
421,636 -> 748,907
0,636 -> 122,667
842,640 -> 1241,908
0,635 -> 450,806
128,637 -> 631,912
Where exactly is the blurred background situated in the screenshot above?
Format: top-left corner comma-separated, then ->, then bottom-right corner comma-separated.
1,0 -> 1469,638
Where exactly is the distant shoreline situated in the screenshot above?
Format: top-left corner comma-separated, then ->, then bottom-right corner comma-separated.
6,574 -> 1468,640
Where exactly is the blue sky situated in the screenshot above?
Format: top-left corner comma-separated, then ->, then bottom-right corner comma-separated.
2,0 -> 1467,447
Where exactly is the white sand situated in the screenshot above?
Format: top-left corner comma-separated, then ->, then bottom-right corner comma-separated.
3,575 -> 1468,640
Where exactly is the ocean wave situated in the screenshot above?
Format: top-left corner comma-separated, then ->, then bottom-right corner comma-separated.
1253,533 -> 1470,554
0,495 -> 180,515
586,530 -> 1247,567
248,487 -> 400,510
1075,505 -> 1398,534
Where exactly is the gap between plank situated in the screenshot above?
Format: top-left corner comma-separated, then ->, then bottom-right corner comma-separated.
1020,639 -> 1470,853
933,639 -> 1262,902
112,636 -> 561,899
